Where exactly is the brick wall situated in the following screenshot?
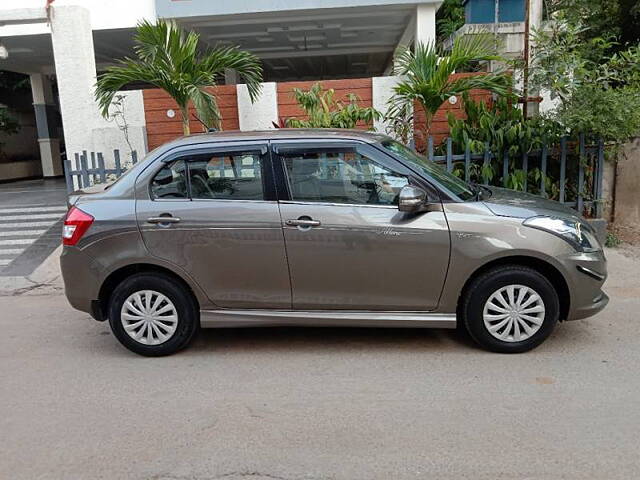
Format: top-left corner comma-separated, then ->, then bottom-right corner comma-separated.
142,85 -> 239,150
277,78 -> 373,128
141,75 -> 490,151
413,73 -> 492,152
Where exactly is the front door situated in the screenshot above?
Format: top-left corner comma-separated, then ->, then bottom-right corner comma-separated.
136,143 -> 291,309
272,141 -> 450,311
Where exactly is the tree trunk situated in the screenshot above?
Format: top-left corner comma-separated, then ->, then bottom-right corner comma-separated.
181,107 -> 190,135
419,107 -> 434,153
423,111 -> 434,141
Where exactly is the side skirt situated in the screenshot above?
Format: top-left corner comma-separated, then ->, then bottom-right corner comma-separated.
200,309 -> 457,329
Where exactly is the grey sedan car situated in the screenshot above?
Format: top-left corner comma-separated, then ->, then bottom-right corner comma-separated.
60,129 -> 608,356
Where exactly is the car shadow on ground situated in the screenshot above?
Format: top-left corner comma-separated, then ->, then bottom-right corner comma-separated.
88,316 -> 597,358
190,325 -> 478,354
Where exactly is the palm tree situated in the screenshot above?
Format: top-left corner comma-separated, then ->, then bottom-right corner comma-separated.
95,20 -> 263,135
388,33 -> 512,141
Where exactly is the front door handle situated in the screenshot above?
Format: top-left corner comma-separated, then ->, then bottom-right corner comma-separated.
147,216 -> 181,224
286,218 -> 321,227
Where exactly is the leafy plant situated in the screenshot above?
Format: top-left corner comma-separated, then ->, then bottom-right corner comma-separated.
505,169 -> 527,191
0,107 -> 19,136
383,101 -> 413,145
444,93 -> 607,202
285,82 -> 380,129
436,0 -> 465,44
95,20 -> 263,135
106,94 -> 135,162
530,12 -> 640,144
0,107 -> 19,158
447,92 -> 563,160
543,0 -> 639,54
605,231 -> 622,248
0,71 -> 27,157
0,71 -> 30,94
555,85 -> 640,143
388,34 -> 512,140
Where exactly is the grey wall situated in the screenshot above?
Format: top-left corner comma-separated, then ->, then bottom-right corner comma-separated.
614,138 -> 640,228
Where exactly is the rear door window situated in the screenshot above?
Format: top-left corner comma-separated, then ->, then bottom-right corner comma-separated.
188,152 -> 264,201
150,160 -> 188,199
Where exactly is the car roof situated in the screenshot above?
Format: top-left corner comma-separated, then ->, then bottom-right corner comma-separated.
159,128 -> 392,150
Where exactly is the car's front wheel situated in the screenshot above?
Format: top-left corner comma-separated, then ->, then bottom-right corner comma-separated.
108,273 -> 199,356
461,265 -> 559,353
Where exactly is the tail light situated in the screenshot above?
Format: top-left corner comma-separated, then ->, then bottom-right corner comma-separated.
62,206 -> 94,246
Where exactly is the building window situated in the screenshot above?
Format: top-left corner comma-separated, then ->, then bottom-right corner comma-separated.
464,0 -> 525,24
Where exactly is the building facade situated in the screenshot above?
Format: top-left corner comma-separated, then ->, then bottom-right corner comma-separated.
0,0 -> 442,182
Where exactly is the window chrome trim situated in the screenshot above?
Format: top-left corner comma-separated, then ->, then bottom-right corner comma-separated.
278,200 -> 398,210
190,198 -> 278,205
160,143 -> 268,162
151,198 -> 191,202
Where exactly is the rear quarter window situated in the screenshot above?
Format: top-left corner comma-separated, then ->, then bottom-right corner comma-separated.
150,160 -> 188,199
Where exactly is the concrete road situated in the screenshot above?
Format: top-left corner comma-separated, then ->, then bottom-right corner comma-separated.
0,178 -> 68,276
1,248 -> 640,480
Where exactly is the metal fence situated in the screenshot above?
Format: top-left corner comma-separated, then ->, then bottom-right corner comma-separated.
64,136 -> 606,218
64,149 -> 138,193
426,134 -> 605,218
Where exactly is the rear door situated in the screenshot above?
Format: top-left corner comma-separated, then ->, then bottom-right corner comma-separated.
135,143 -> 291,309
272,140 -> 450,311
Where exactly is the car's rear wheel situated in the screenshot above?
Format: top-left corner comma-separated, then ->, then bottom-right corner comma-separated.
461,265 -> 559,353
108,273 -> 198,356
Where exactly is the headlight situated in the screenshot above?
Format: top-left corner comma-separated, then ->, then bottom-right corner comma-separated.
523,216 -> 601,252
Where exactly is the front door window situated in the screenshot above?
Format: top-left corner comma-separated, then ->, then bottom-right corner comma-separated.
283,150 -> 409,206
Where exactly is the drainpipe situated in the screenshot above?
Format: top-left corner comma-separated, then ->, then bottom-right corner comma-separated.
522,0 -> 531,118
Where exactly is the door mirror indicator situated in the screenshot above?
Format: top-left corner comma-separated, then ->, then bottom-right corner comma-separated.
398,186 -> 428,213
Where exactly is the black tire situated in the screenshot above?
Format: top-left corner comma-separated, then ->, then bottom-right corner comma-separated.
108,273 -> 199,356
461,265 -> 559,353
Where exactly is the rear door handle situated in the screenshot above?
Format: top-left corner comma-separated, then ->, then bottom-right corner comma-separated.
286,219 -> 321,227
147,216 -> 181,224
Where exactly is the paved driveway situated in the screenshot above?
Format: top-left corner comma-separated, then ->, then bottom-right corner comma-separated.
0,178 -> 67,276
1,247 -> 639,479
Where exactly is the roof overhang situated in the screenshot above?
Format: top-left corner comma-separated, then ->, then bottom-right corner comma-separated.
156,0 -> 441,18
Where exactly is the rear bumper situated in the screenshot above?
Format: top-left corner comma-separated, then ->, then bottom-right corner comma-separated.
60,246 -> 103,319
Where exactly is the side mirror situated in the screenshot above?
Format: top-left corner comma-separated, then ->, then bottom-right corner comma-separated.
398,185 -> 427,213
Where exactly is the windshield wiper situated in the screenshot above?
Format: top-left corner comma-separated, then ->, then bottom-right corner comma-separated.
469,182 -> 482,200
479,185 -> 493,200
469,183 -> 492,201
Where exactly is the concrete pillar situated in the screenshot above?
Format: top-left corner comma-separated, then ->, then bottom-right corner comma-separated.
530,0 -> 544,31
388,2 -> 439,72
237,82 -> 278,131
528,0 -> 546,116
225,69 -> 239,85
372,76 -> 403,137
30,73 -> 63,177
49,5 -> 103,162
414,3 -> 438,45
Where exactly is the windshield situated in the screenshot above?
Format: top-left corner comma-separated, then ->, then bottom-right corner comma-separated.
380,140 -> 476,201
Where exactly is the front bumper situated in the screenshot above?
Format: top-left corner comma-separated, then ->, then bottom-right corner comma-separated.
569,290 -> 609,320
561,249 -> 609,321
